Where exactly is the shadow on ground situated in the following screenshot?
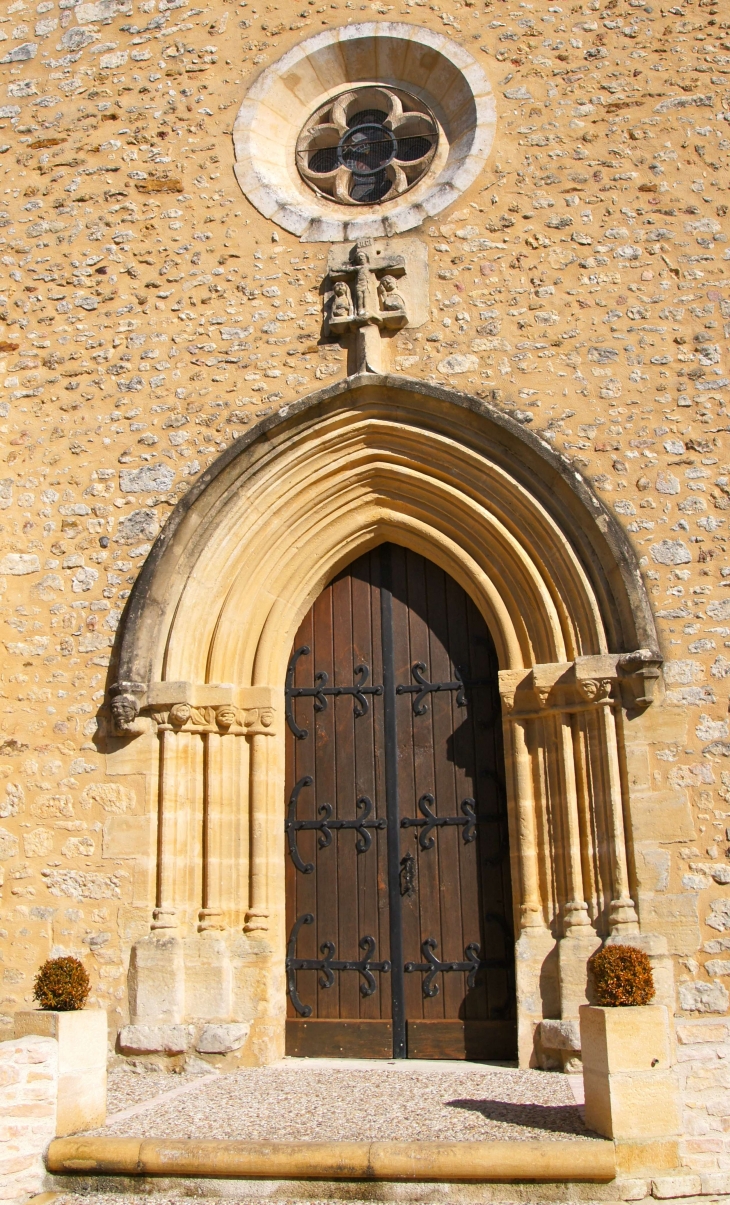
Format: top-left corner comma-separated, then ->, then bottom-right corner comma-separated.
445,1098 -> 594,1138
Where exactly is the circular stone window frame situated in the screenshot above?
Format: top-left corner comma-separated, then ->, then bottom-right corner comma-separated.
232,22 -> 497,243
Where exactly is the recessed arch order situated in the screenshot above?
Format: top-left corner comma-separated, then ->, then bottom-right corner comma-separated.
114,374 -> 658,696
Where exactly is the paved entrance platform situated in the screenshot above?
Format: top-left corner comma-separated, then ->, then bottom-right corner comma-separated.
92,1059 -> 590,1145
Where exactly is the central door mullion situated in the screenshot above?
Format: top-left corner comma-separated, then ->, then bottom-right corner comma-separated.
380,544 -> 406,1059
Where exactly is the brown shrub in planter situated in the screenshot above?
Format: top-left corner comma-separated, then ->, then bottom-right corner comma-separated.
590,944 -> 655,1007
33,956 -> 90,1011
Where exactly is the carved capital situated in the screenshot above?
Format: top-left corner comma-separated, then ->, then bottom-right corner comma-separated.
109,680 -> 146,735
575,677 -> 613,703
154,702 -> 277,735
617,648 -> 663,710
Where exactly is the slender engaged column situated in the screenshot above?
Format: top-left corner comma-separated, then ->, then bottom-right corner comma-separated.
245,732 -> 270,932
199,732 -> 225,931
558,713 -> 591,932
152,727 -> 178,931
511,717 -> 544,928
600,703 -> 639,933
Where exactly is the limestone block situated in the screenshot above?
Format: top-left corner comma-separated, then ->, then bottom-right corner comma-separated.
580,1006 -> 680,1142
14,1010 -> 106,1136
583,1068 -> 681,1141
195,1023 -> 250,1054
184,937 -> 232,1022
540,1019 -> 581,1052
629,791 -> 695,844
558,929 -> 602,1019
128,935 -> 184,1023
650,1175 -> 701,1198
118,1024 -> 194,1054
616,1178 -> 649,1201
700,1172 -> 730,1194
0,1035 -> 57,1205
639,895 -> 701,957
102,813 -> 153,859
581,1005 -> 672,1075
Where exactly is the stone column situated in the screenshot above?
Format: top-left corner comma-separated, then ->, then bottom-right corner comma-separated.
501,698 -> 556,1068
600,702 -> 640,934
556,710 -> 600,1019
244,731 -> 270,933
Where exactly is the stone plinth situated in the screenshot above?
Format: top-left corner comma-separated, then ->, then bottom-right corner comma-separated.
580,1004 -> 681,1142
14,1010 -> 107,1137
0,1035 -> 57,1205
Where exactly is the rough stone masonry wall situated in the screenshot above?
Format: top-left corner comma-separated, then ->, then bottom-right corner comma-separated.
0,1034 -> 57,1205
0,0 -> 728,1099
677,1015 -> 730,1177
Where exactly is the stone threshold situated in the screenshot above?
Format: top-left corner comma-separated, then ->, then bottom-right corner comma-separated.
46,1136 -> 616,1183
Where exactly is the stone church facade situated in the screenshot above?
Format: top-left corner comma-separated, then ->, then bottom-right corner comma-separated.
0,0 -> 729,1170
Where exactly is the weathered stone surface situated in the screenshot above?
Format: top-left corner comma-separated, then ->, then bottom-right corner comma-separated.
195,1023 -> 250,1054
0,1036 -> 57,1204
118,1024 -> 194,1054
539,1019 -> 581,1052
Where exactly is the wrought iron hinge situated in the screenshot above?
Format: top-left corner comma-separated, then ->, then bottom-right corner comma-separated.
286,913 -> 391,1017
401,793 -> 476,850
285,776 -> 386,873
396,661 -> 492,716
285,645 -> 383,739
404,937 -> 484,998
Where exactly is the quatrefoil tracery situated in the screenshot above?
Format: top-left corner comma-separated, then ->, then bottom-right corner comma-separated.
295,86 -> 439,207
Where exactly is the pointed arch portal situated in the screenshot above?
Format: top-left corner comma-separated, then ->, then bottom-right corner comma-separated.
109,376 -> 663,1066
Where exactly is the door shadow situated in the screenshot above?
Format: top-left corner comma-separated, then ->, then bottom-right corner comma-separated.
445,1097 -> 595,1138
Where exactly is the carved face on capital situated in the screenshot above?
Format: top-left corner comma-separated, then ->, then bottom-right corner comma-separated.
169,702 -> 192,728
354,250 -> 368,266
216,705 -> 237,729
380,275 -> 396,293
111,693 -> 139,731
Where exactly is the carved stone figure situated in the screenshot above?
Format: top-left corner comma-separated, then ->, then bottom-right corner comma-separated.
216,704 -> 238,730
330,279 -> 354,321
111,693 -> 140,732
378,274 -> 406,318
169,702 -> 192,728
326,238 -> 410,372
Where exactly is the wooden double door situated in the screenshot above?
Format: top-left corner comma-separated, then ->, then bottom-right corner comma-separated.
284,544 -> 516,1060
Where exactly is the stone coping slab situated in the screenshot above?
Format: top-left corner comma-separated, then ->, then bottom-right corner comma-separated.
46,1137 -> 616,1183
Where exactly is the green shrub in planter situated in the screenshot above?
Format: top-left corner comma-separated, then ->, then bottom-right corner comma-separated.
33,956 -> 90,1011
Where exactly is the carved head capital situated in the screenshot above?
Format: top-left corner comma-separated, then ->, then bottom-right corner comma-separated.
110,692 -> 140,733
576,677 -> 611,703
169,702 -> 192,728
216,704 -> 238,730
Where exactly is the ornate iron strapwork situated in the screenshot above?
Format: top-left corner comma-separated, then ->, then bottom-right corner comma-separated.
404,937 -> 484,999
401,793 -> 477,850
396,662 -> 492,716
285,645 -> 383,739
286,913 -> 391,1017
286,776 -> 386,873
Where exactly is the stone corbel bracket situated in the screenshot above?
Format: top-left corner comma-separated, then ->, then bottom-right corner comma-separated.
110,681 -> 279,736
498,652 -> 661,717
616,648 -> 663,711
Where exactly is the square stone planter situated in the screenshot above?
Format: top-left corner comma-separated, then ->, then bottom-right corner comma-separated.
579,1004 -> 680,1142
14,1008 -> 107,1136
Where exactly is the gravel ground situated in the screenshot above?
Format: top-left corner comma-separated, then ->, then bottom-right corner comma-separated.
92,1063 -> 593,1143
107,1067 -> 212,1115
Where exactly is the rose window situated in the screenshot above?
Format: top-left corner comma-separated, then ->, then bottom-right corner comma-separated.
296,86 -> 439,206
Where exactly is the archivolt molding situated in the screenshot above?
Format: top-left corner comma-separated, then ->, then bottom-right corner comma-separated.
111,375 -> 660,722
